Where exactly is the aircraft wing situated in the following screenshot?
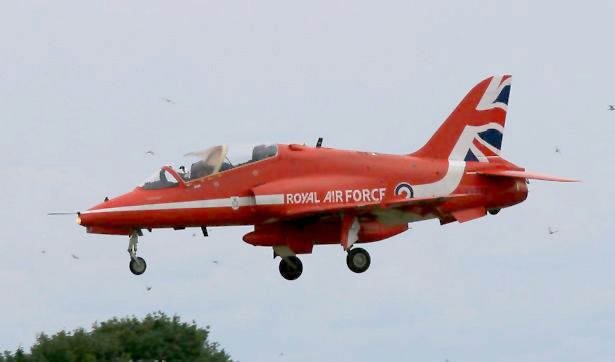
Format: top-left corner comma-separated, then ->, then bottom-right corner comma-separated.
282,194 -> 468,218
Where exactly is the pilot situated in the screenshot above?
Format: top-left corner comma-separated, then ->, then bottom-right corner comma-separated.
178,166 -> 189,180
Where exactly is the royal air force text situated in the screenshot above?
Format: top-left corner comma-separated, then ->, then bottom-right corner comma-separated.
286,188 -> 387,204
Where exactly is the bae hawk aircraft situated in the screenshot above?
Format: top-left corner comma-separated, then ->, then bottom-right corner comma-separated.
68,75 -> 576,280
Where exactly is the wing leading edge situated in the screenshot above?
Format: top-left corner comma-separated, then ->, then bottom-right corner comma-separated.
282,194 -> 470,219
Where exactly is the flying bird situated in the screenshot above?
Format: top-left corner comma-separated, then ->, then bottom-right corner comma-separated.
609,105 -> 614,111
162,97 -> 175,104
548,227 -> 559,235
555,147 -> 560,154
145,151 -> 155,156
146,286 -> 152,291
71,254 -> 80,260
212,260 -> 219,265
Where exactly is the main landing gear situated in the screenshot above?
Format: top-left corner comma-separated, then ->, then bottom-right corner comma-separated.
128,231 -> 147,275
279,256 -> 303,281
346,247 -> 371,273
275,247 -> 372,280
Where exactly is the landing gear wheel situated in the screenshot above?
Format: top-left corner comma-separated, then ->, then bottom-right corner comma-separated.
347,248 -> 370,273
129,257 -> 147,275
279,256 -> 303,281
488,208 -> 501,215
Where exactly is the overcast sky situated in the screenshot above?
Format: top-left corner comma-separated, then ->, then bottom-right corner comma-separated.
1,1 -> 614,361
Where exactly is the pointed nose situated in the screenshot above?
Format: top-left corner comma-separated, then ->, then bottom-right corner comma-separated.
78,203 -> 105,228
78,187 -> 150,229
79,193 -> 131,228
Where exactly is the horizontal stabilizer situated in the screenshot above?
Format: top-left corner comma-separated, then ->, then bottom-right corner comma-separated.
476,169 -> 579,182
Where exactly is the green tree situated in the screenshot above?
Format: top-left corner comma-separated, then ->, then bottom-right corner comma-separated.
1,312 -> 233,362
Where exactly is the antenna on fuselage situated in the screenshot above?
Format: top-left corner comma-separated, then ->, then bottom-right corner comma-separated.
316,137 -> 323,148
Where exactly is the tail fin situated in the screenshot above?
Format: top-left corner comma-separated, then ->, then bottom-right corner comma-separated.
411,75 -> 511,162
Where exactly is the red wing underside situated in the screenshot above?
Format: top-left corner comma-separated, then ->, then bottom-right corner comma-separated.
452,207 -> 486,223
283,194 -> 469,219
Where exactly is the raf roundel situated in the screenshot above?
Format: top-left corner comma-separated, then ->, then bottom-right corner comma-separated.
394,182 -> 414,199
231,196 -> 240,210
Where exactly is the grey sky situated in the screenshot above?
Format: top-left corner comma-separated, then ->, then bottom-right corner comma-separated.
1,0 -> 614,361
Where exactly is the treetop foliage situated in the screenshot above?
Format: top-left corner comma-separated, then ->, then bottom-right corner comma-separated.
1,311 -> 234,362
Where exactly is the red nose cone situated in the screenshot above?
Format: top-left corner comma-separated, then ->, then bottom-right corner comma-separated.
79,190 -> 141,228
78,191 -> 143,235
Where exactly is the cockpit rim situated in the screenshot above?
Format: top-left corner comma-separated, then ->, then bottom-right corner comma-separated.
137,143 -> 279,190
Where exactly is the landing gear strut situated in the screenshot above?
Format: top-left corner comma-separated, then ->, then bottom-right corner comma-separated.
128,231 -> 147,275
346,247 -> 370,273
279,256 -> 303,281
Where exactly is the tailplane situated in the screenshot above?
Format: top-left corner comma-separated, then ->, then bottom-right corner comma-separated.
411,75 -> 511,162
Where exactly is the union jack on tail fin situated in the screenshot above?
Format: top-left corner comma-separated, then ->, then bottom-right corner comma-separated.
412,75 -> 578,182
411,75 -> 511,163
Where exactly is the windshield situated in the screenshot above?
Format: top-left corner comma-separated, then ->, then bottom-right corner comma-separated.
139,167 -> 181,190
185,143 -> 277,181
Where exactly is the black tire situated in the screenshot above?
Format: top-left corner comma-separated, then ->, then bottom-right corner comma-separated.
346,248 -> 370,273
129,257 -> 147,275
488,208 -> 501,215
279,256 -> 303,281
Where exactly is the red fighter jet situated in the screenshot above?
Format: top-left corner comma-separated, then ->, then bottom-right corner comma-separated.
74,75 -> 576,280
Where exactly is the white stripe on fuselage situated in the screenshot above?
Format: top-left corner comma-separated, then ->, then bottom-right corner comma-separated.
81,194 -> 286,214
411,160 -> 466,198
410,123 -> 503,198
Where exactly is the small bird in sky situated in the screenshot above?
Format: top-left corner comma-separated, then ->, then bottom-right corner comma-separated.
41,250 -> 45,254
212,260 -> 219,265
555,146 -> 561,154
162,97 -> 175,104
71,254 -> 80,260
548,227 -> 559,235
146,286 -> 152,291
192,233 -> 197,237
609,105 -> 614,111
145,151 -> 155,156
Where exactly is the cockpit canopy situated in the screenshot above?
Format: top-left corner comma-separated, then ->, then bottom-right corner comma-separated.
139,143 -> 278,190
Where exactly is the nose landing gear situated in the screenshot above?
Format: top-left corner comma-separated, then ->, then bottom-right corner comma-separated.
128,231 -> 147,275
